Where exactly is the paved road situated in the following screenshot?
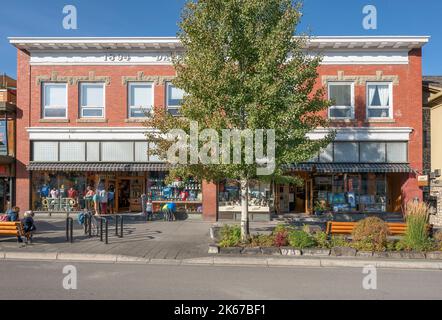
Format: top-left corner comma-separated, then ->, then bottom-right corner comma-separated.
1,260 -> 441,300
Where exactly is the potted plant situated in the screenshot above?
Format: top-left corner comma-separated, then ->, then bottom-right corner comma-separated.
314,200 -> 328,216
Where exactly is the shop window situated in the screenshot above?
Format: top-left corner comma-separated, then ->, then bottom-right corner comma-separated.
386,142 -> 407,163
360,142 -> 386,163
367,82 -> 392,119
166,82 -> 185,116
328,82 -> 354,119
42,83 -> 67,119
86,142 -> 100,162
33,142 -> 58,162
319,144 -> 333,162
128,82 -> 153,118
60,142 -> 85,162
101,142 -> 134,162
334,142 -> 359,163
80,83 -> 105,118
135,142 -> 149,162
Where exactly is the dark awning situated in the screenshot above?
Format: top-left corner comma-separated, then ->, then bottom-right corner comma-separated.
285,163 -> 414,173
27,162 -> 170,172
0,102 -> 17,113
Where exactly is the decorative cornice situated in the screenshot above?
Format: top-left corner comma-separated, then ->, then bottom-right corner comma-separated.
322,70 -> 399,86
122,72 -> 176,85
36,71 -> 111,86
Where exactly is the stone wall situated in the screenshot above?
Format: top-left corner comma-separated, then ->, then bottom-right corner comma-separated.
429,181 -> 442,226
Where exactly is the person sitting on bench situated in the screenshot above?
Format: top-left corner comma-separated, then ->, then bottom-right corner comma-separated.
22,211 -> 36,244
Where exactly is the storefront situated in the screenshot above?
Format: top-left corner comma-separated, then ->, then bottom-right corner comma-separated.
27,163 -> 202,215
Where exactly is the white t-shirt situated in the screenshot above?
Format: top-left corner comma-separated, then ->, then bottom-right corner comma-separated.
146,202 -> 153,213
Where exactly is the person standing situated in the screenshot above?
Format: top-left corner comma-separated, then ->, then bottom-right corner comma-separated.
50,188 -> 59,199
84,186 -> 95,211
93,189 -> 100,215
99,189 -> 108,215
107,186 -> 115,214
146,198 -> 153,221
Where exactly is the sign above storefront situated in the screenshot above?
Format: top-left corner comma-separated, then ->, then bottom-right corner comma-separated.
418,175 -> 429,187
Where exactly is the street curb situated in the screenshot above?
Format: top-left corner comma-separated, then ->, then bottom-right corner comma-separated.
1,251 -> 442,270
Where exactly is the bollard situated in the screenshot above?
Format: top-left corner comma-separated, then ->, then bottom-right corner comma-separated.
88,213 -> 92,237
115,215 -> 119,236
105,218 -> 109,244
66,217 -> 74,243
100,217 -> 103,242
119,215 -> 123,238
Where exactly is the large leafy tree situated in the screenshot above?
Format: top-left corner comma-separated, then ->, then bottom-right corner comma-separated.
145,0 -> 332,241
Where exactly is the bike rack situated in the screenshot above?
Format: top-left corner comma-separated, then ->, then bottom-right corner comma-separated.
115,215 -> 124,238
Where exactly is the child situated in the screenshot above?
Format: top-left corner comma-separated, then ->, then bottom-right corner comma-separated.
22,211 -> 36,244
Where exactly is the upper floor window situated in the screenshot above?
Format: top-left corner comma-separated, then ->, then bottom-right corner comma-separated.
367,82 -> 393,119
166,82 -> 185,116
80,83 -> 105,118
328,82 -> 354,119
128,82 -> 154,118
42,83 -> 67,119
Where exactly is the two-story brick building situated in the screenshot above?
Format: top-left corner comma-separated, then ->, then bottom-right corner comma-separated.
9,36 -> 428,220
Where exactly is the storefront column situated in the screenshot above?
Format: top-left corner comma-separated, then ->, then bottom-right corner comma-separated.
202,181 -> 218,221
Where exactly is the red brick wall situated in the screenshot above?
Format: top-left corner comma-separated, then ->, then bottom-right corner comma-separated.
15,48 -> 424,214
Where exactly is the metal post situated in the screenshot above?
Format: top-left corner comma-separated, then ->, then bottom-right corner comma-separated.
105,218 -> 108,244
66,217 -> 69,242
70,218 -> 73,243
119,215 -> 123,238
115,215 -> 119,236
88,214 -> 92,237
84,213 -> 88,235
100,217 -> 103,242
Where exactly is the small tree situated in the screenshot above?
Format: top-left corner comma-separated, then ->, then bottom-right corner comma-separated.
145,0 -> 332,241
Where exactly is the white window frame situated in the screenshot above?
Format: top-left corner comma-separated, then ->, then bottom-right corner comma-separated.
366,81 -> 393,120
42,82 -> 68,119
128,82 -> 154,118
166,82 -> 185,117
80,82 -> 105,118
327,82 -> 355,120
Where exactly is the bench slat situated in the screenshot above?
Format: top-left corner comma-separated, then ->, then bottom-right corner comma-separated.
0,230 -> 20,236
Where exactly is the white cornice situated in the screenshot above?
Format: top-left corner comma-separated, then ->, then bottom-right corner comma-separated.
9,36 -> 430,52
307,127 -> 413,141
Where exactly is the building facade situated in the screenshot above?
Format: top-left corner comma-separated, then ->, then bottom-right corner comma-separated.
10,36 -> 428,220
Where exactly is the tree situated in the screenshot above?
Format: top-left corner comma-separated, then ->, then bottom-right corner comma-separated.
145,0 -> 332,241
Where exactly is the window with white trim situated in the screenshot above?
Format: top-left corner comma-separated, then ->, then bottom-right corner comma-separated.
367,82 -> 393,119
42,83 -> 67,118
328,82 -> 354,119
80,83 -> 105,118
166,82 -> 185,116
128,82 -> 153,118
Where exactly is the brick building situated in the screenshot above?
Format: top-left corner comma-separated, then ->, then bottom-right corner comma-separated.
9,36 -> 428,221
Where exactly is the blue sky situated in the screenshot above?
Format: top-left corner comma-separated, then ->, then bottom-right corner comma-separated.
0,0 -> 441,77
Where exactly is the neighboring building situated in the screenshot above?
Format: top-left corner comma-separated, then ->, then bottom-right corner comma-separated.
0,74 -> 16,212
423,76 -> 442,225
9,36 -> 428,221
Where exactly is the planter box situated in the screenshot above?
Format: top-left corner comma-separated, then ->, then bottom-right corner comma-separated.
387,252 -> 426,259
281,247 -> 302,256
331,246 -> 357,257
356,251 -> 373,257
261,247 -> 282,256
372,252 -> 389,258
301,248 -> 330,256
242,247 -> 262,255
208,244 -> 220,254
209,226 -> 222,241
425,252 -> 442,260
219,247 -> 243,255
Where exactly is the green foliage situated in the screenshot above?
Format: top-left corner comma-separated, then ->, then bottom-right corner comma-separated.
219,225 -> 242,247
273,223 -> 293,234
313,231 -> 330,249
272,223 -> 292,247
329,235 -> 348,248
287,230 -> 316,249
402,202 -> 432,251
249,234 -> 275,247
352,217 -> 390,252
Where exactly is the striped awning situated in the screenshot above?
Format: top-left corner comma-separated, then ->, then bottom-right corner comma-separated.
27,162 -> 170,172
285,163 -> 414,173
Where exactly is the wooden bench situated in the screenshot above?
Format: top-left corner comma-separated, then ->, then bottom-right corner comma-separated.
326,221 -> 408,236
0,222 -> 31,242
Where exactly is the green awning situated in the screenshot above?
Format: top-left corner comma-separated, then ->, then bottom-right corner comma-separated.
285,163 -> 413,173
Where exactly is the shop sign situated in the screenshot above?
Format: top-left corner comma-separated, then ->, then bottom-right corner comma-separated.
0,120 -> 7,155
418,175 -> 429,187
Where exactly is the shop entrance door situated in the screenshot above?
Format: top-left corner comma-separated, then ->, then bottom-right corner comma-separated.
0,178 -> 9,212
117,179 -> 131,212
305,179 -> 313,214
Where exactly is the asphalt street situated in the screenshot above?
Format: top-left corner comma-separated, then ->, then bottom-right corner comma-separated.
1,260 -> 441,300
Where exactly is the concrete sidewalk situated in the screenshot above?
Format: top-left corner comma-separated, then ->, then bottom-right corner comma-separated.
0,218 -> 213,260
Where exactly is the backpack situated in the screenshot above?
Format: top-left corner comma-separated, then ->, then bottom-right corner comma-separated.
77,212 -> 85,225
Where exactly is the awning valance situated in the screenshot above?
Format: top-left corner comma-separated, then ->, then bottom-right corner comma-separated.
27,162 -> 170,172
285,163 -> 413,173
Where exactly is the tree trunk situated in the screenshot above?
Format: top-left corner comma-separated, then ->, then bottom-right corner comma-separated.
240,178 -> 250,242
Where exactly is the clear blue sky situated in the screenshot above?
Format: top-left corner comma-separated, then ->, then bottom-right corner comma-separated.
1,0 -> 441,77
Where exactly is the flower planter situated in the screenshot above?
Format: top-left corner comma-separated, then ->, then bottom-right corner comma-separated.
261,247 -> 282,256
208,244 -> 220,254
280,247 -> 302,256
425,252 -> 442,260
242,247 -> 262,255
301,248 -> 330,256
387,251 -> 425,259
331,246 -> 357,257
219,247 -> 243,254
356,251 -> 373,257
